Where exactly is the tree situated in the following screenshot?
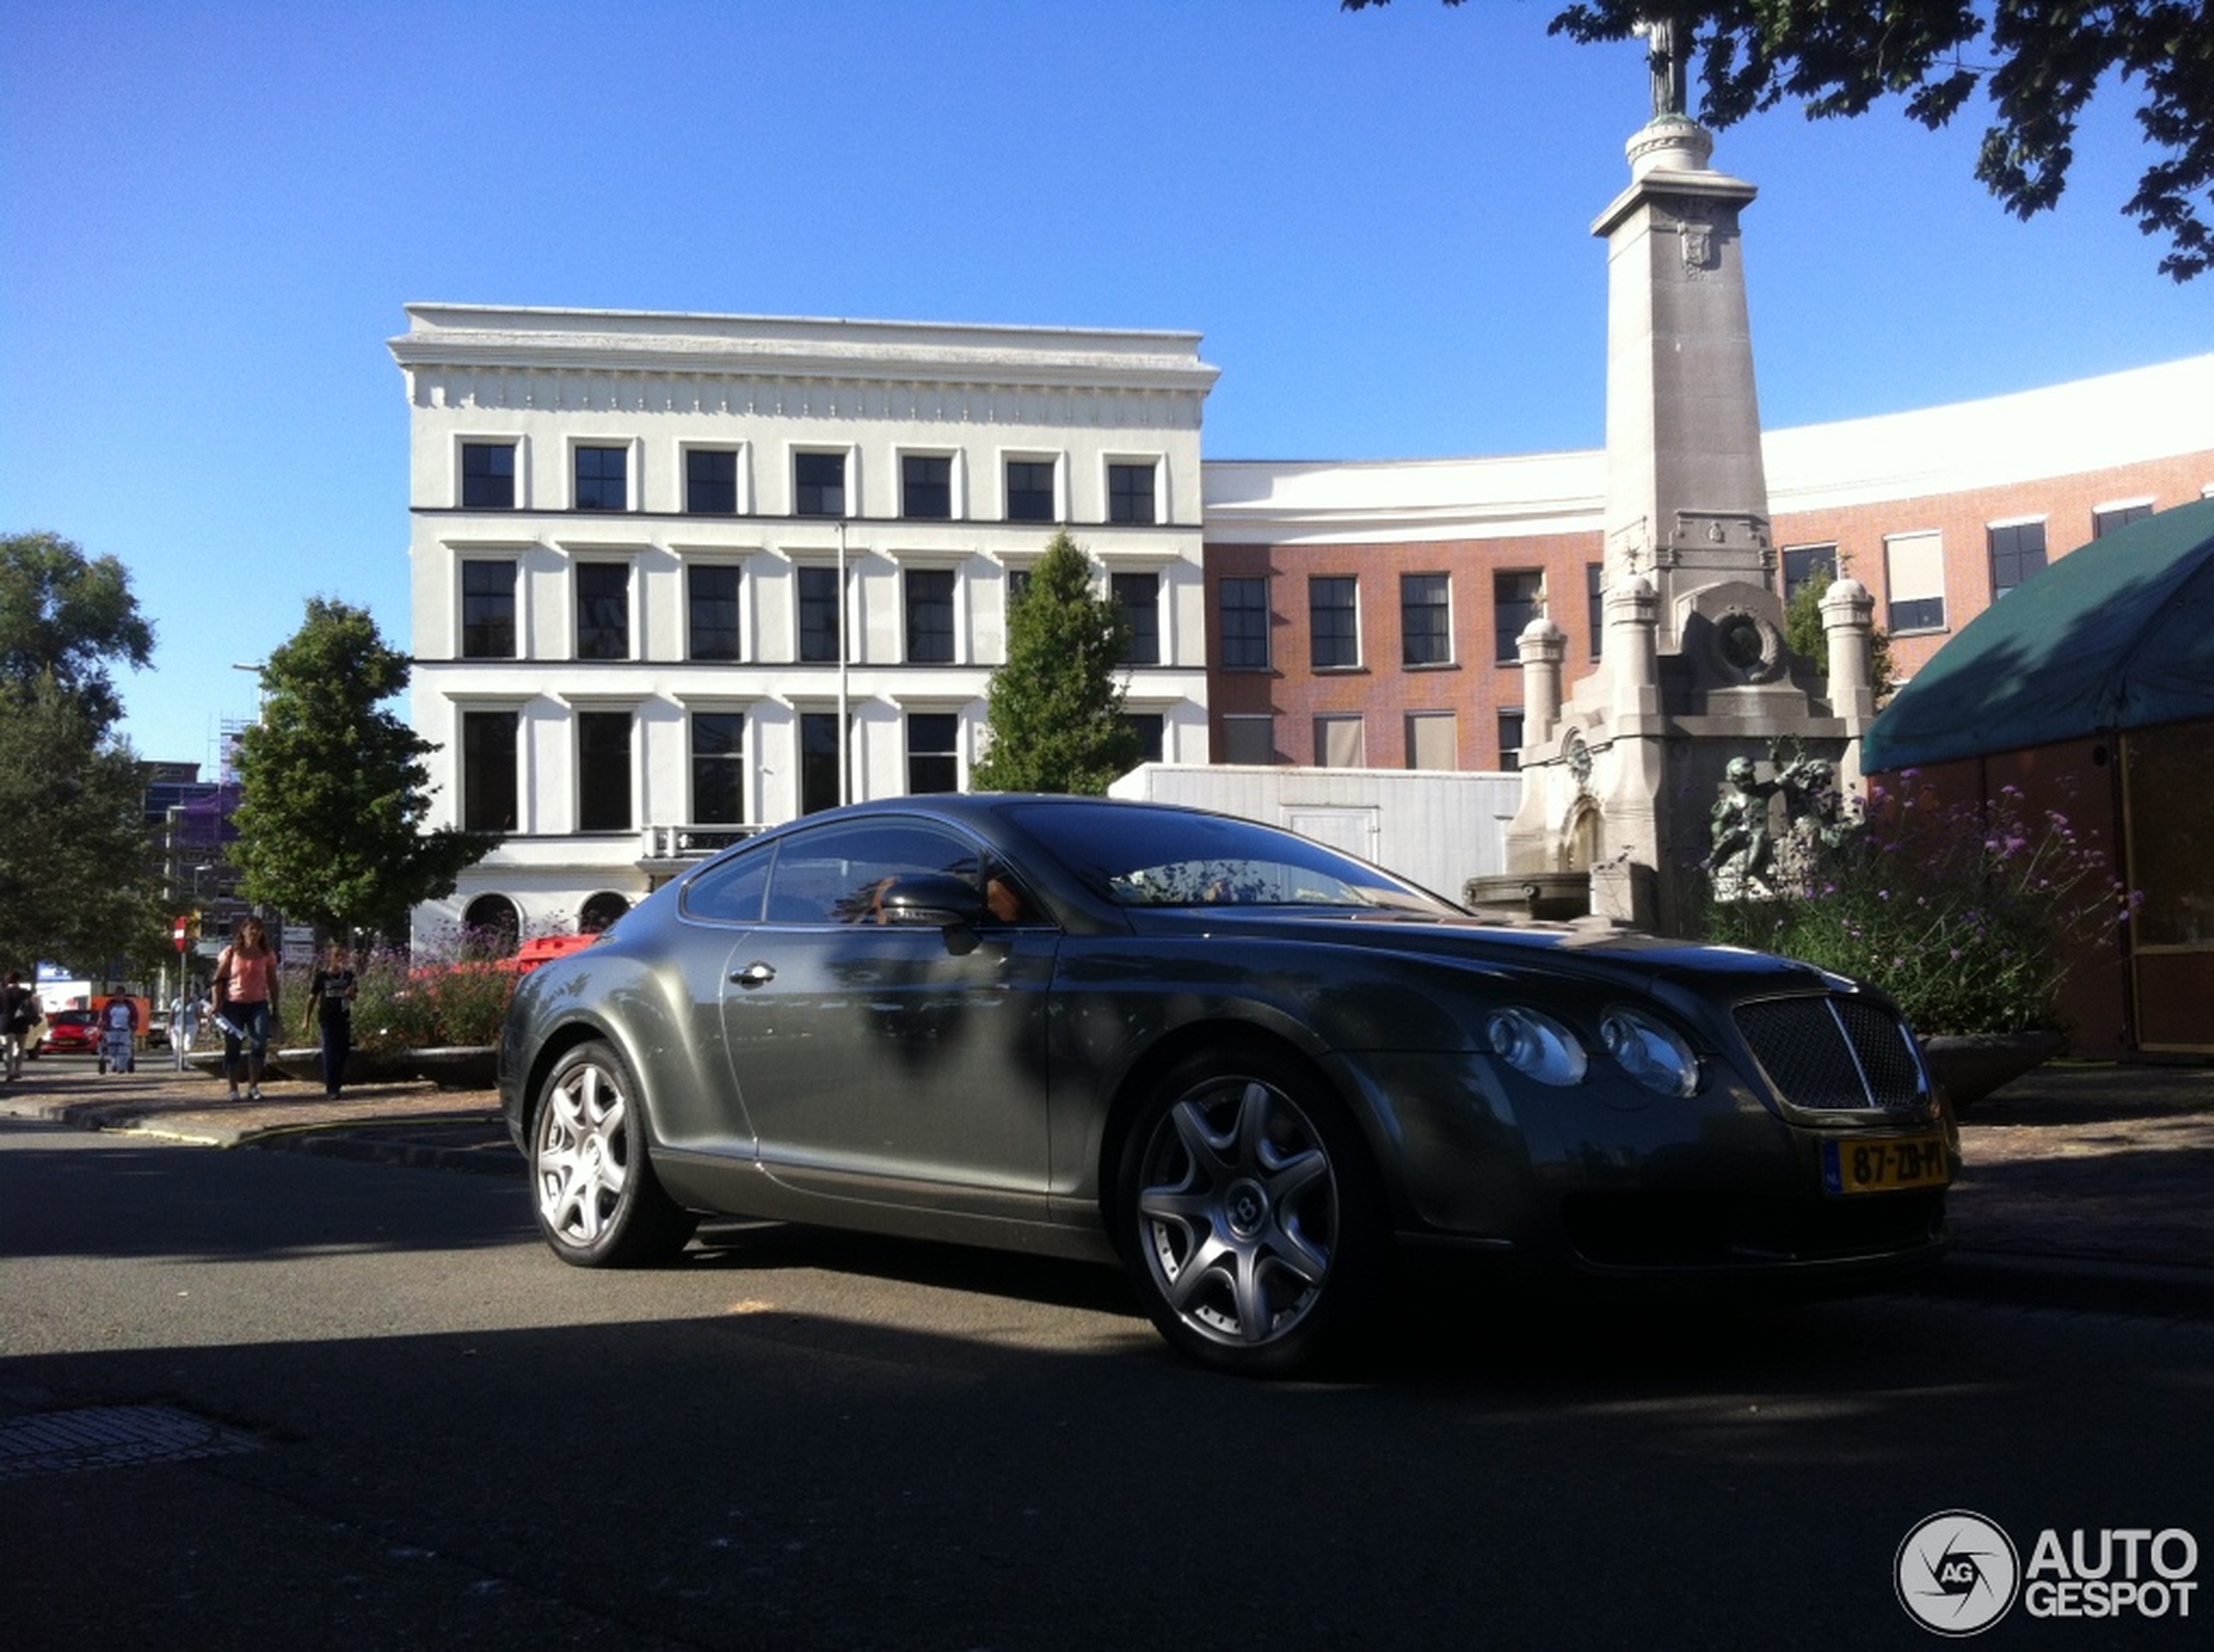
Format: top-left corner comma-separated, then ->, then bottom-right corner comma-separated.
0,531 -> 163,976
973,533 -> 1140,795
0,676 -> 169,977
229,599 -> 491,943
1345,2 -> 2214,281
0,530 -> 154,733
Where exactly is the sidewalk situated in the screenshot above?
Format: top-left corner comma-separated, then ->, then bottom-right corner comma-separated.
4,1053 -> 2211,1315
0,1057 -> 516,1175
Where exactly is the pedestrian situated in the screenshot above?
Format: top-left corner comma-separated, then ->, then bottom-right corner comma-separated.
212,917 -> 281,1101
98,992 -> 138,1075
304,942 -> 357,1099
1,970 -> 36,1082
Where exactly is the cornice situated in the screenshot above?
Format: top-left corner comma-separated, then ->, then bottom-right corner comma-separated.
390,305 -> 1219,399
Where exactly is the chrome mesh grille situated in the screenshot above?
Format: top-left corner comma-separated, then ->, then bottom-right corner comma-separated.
1734,996 -> 1925,1112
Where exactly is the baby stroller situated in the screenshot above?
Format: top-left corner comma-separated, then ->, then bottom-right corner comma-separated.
98,999 -> 138,1075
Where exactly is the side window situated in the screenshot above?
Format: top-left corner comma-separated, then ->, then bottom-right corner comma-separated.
461,442 -> 516,509
683,849 -> 771,924
762,821 -> 984,924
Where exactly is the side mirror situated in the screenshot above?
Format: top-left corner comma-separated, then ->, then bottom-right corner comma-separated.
879,874 -> 989,952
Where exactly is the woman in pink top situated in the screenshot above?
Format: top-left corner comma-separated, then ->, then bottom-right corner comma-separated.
213,916 -> 282,1100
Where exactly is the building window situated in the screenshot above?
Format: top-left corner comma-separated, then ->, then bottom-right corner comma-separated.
1498,710 -> 1525,772
1006,459 -> 1056,522
576,710 -> 632,833
1406,712 -> 1457,772
1108,462 -> 1157,525
902,455 -> 953,520
574,445 -> 627,511
1885,532 -> 1947,633
795,452 -> 846,518
905,568 -> 955,663
1310,575 -> 1359,670
574,562 -> 629,660
798,566 -> 843,663
1219,575 -> 1270,670
1220,715 -> 1277,765
1989,521 -> 2048,598
688,565 -> 741,663
461,442 -> 515,509
907,712 -> 959,794
691,711 -> 745,825
580,892 -> 629,934
1401,574 -> 1452,667
686,449 -> 738,515
460,561 -> 517,660
1586,562 -> 1605,656
800,710 -> 846,814
1783,543 -> 1838,604
463,893 -> 520,954
460,710 -> 519,833
1114,571 -> 1159,665
1493,570 -> 1544,663
1126,712 -> 1165,765
1314,715 -> 1365,768
2095,502 -> 2153,539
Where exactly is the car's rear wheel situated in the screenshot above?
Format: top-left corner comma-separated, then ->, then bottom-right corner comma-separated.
1117,1047 -> 1386,1377
530,1040 -> 696,1267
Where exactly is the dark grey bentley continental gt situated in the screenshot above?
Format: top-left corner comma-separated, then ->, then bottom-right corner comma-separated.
500,795 -> 1954,1376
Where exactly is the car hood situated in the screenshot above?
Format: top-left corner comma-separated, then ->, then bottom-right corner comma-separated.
1118,908 -> 1842,996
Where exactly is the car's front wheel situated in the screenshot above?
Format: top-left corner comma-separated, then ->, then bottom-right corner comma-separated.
530,1040 -> 696,1268
1117,1047 -> 1386,1377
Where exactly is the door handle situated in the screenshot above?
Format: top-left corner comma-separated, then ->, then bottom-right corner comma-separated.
732,961 -> 776,989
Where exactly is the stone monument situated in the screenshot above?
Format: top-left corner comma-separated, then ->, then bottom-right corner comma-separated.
1498,31 -> 1877,935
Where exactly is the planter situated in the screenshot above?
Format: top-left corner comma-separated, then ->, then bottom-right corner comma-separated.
1919,1030 -> 2065,1112
184,1045 -> 489,1090
407,1045 -> 498,1090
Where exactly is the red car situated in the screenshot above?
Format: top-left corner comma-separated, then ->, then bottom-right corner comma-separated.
37,1009 -> 99,1057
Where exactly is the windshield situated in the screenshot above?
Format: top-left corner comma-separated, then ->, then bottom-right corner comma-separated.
1015,801 -> 1456,914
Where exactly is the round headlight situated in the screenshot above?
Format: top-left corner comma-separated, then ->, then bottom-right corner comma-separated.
1599,1006 -> 1701,1098
1484,1007 -> 1588,1087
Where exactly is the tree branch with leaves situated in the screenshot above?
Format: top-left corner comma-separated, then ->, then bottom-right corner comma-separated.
1346,1 -> 2214,280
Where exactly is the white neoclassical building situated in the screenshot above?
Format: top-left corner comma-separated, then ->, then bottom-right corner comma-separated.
390,304 -> 1218,944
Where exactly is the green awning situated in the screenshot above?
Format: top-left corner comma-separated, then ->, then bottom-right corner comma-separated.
1863,497 -> 2214,772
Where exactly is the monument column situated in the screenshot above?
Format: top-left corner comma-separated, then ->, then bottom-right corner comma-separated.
1502,44 -> 1858,935
1593,117 -> 1773,650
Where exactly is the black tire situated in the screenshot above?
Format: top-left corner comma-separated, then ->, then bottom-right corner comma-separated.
1117,1045 -> 1388,1377
529,1039 -> 697,1268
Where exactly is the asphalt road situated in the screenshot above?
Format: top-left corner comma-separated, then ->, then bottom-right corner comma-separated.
3,1116 -> 2210,1650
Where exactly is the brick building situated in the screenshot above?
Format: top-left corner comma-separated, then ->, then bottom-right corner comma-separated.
1201,355 -> 2214,773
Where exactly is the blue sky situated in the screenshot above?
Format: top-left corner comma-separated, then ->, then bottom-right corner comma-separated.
3,0 -> 2204,770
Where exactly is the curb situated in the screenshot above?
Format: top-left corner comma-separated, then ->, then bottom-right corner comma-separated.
243,1125 -> 521,1178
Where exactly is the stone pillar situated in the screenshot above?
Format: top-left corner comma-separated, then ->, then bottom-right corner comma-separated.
1823,575 -> 1878,792
1606,574 -> 1661,724
1822,577 -> 1877,726
1516,617 -> 1566,745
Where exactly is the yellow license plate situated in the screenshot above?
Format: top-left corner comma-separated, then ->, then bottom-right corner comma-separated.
1821,1133 -> 1952,1195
